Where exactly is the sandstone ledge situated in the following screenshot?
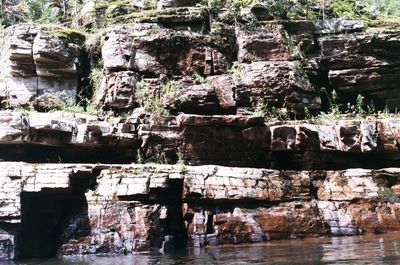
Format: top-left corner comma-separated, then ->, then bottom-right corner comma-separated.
2,111 -> 400,169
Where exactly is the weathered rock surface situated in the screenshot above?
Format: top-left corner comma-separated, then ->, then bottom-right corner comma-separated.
316,30 -> 400,109
3,111 -> 400,168
0,111 -> 136,163
164,61 -> 321,114
94,71 -> 137,110
139,114 -> 400,169
0,162 -> 400,259
0,24 -> 84,106
91,19 -> 400,115
100,25 -> 234,76
2,9 -> 397,116
236,24 -> 292,63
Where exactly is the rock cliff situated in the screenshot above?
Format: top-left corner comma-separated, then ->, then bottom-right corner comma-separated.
1,0 -> 400,261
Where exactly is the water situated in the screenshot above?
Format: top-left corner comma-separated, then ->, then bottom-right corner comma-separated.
5,232 -> 400,265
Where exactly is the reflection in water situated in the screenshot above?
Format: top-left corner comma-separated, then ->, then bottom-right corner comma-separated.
321,235 -> 400,265
5,232 -> 400,265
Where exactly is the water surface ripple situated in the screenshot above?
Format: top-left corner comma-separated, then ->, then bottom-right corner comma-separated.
5,232 -> 400,265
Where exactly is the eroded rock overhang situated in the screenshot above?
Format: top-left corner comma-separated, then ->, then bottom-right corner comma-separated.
2,110 -> 400,169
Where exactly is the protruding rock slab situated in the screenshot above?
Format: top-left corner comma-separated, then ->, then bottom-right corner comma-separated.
0,111 -> 137,163
3,112 -> 400,168
141,115 -> 400,169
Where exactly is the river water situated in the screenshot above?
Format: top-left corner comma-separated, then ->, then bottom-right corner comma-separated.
5,232 -> 400,265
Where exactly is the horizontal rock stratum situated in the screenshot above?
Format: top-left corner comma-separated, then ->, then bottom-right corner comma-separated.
1,110 -> 400,169
1,162 -> 400,259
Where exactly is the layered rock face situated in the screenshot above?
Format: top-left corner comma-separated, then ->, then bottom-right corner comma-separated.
2,110 -> 400,169
0,111 -> 136,163
1,162 -> 400,259
0,24 -> 84,107
92,19 -> 321,114
2,0 -> 400,262
89,15 -> 400,115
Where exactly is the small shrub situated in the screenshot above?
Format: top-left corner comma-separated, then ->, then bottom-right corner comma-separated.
285,32 -> 304,61
136,151 -> 169,164
149,152 -> 168,164
330,0 -> 357,18
227,61 -> 245,77
366,0 -> 400,17
89,67 -> 103,93
135,79 -> 181,115
22,0 -> 60,24
136,151 -> 144,164
0,2 -> 18,27
253,101 -> 290,121
193,72 -> 207,84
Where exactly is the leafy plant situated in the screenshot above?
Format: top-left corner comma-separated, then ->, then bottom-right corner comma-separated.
366,0 -> 400,17
136,150 -> 169,164
227,61 -> 245,77
0,1 -> 18,27
135,79 -> 182,115
330,0 -> 357,18
193,72 -> 207,84
253,101 -> 290,121
23,0 -> 59,24
136,151 -> 144,164
89,67 -> 103,93
285,32 -> 304,61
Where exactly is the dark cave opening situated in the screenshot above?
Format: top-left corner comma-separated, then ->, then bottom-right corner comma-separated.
164,179 -> 188,249
0,144 -> 136,164
18,190 -> 90,259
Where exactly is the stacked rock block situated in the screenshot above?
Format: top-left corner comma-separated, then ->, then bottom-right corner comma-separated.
89,6 -> 322,114
88,7 -> 400,115
0,25 -> 84,109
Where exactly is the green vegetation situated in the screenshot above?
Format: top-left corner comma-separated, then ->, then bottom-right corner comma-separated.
366,0 -> 400,17
42,26 -> 87,46
1,0 -> 399,30
0,1 -> 18,27
193,72 -> 208,84
135,79 -> 182,115
1,0 -> 82,27
0,0 -> 400,122
378,187 -> 400,203
23,0 -> 59,23
136,151 -> 145,164
58,98 -> 102,116
252,101 -> 290,121
330,0 -> 358,18
307,94 -> 400,121
135,150 -> 170,164
252,94 -> 400,122
89,67 -> 103,95
285,33 -> 304,61
227,62 -> 245,77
